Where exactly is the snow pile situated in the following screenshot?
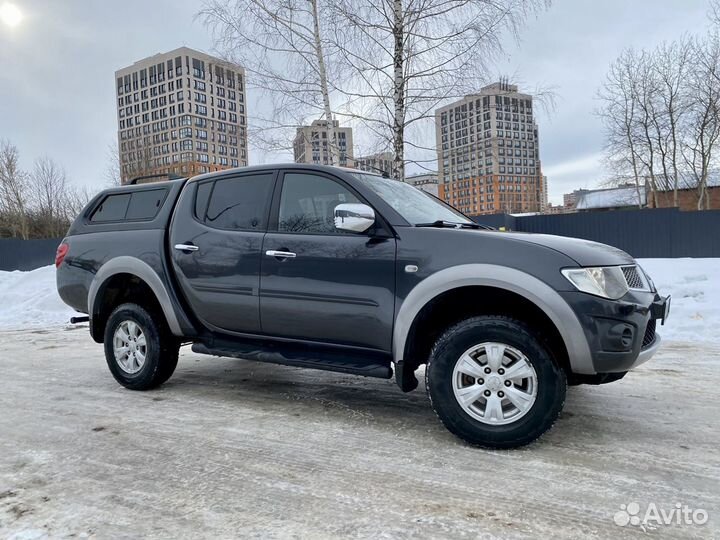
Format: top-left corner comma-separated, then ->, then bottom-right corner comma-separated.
0,265 -> 75,330
0,260 -> 717,343
637,258 -> 719,344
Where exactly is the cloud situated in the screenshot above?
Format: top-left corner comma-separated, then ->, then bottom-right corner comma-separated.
544,152 -> 604,178
543,152 -> 606,205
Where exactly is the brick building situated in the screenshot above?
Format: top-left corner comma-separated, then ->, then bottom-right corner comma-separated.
648,186 -> 720,211
435,81 -> 543,215
115,47 -> 248,184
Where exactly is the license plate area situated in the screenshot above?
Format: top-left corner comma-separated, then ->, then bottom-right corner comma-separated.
651,295 -> 671,325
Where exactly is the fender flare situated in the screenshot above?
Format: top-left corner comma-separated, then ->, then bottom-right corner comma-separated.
393,264 -> 595,375
88,256 -> 183,336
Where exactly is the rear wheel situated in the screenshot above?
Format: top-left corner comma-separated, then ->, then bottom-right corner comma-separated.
104,303 -> 179,390
426,316 -> 566,448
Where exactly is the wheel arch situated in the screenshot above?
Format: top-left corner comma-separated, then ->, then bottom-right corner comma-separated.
88,256 -> 183,342
394,264 -> 595,376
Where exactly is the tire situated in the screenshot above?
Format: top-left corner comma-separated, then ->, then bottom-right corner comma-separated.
426,316 -> 566,449
104,303 -> 180,390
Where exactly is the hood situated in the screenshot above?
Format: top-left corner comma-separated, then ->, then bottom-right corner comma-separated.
497,231 -> 634,267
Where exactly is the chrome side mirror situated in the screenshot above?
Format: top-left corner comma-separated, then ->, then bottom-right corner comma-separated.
334,203 -> 375,233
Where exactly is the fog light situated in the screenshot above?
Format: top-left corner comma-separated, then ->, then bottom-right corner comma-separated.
621,328 -> 633,348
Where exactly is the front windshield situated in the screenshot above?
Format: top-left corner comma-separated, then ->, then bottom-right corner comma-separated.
353,173 -> 472,225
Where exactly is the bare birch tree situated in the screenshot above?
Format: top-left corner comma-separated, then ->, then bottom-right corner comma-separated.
597,50 -> 645,207
598,31 -> 720,210
682,34 -> 720,210
105,142 -> 122,186
653,39 -> 692,206
30,157 -> 70,238
330,0 -> 551,179
633,50 -> 662,207
0,139 -> 30,239
199,0 -> 341,163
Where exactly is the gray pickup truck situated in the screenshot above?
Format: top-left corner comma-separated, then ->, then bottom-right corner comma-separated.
56,164 -> 669,448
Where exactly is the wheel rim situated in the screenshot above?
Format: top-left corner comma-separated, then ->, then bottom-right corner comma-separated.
113,320 -> 147,375
451,342 -> 538,426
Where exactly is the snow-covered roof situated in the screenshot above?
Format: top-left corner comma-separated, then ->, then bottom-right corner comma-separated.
678,171 -> 720,189
575,186 -> 646,210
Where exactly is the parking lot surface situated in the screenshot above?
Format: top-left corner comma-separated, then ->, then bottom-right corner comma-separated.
1,327 -> 718,539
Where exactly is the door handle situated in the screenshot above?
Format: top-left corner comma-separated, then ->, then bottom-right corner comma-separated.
265,250 -> 296,259
174,243 -> 199,252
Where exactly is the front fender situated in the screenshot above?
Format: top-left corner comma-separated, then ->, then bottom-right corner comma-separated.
393,264 -> 596,375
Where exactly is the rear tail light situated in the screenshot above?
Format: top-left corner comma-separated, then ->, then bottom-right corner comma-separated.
55,242 -> 69,268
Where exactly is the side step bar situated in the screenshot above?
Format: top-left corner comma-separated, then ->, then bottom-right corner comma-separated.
192,340 -> 393,379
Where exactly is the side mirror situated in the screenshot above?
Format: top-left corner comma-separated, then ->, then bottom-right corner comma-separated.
334,203 -> 375,233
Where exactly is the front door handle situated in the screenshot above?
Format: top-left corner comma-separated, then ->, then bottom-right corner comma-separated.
265,250 -> 296,259
174,243 -> 199,252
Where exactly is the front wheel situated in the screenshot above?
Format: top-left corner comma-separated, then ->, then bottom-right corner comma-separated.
104,303 -> 179,390
426,316 -> 566,449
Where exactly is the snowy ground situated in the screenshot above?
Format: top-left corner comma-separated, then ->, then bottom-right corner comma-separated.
637,259 -> 719,343
0,329 -> 718,538
1,259 -> 717,342
0,266 -> 74,330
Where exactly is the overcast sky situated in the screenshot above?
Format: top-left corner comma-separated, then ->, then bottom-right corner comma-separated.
0,0 -> 714,204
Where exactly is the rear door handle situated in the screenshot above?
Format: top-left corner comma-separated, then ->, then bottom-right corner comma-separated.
174,244 -> 199,252
265,250 -> 296,259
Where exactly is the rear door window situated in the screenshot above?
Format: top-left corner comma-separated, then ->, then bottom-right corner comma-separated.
194,182 -> 212,220
205,173 -> 275,230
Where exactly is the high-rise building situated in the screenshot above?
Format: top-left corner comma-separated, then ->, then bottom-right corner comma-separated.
293,119 -> 353,167
435,81 -> 543,215
115,47 -> 248,184
406,172 -> 439,197
354,151 -> 394,176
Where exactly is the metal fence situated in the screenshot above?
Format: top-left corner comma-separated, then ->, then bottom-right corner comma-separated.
472,208 -> 720,258
0,208 -> 718,272
0,238 -> 63,272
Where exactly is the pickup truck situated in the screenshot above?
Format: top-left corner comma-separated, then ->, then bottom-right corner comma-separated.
56,164 -> 669,448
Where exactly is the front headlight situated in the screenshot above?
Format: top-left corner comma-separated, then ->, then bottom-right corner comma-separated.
561,267 -> 629,300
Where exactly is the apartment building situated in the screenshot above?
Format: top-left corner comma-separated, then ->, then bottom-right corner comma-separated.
435,81 -> 543,215
354,151 -> 394,176
293,119 -> 353,167
115,47 -> 248,184
406,172 -> 439,197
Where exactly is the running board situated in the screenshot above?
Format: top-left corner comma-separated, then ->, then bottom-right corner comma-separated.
191,340 -> 393,379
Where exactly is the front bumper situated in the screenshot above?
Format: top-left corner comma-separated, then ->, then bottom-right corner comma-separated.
634,333 -> 662,369
561,290 -> 670,374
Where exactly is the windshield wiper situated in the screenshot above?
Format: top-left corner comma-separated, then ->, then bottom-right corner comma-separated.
415,220 -> 491,230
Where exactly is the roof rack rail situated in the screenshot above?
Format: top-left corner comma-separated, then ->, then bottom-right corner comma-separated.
128,173 -> 184,185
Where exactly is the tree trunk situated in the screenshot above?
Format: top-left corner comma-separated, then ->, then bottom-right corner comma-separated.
670,109 -> 679,207
310,0 -> 337,166
392,0 -> 405,180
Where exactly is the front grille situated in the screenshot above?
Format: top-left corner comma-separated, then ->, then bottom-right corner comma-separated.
622,266 -> 644,289
642,319 -> 656,348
